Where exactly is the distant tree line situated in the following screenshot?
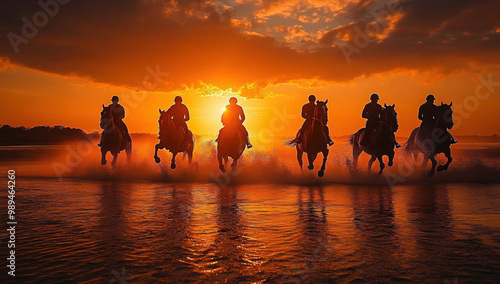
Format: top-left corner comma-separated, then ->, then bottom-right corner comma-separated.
0,125 -> 99,145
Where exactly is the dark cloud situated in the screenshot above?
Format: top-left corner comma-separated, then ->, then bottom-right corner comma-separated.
0,0 -> 499,96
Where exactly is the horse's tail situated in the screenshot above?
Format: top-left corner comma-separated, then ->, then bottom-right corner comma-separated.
403,128 -> 418,157
284,137 -> 299,147
348,133 -> 356,146
126,140 -> 132,162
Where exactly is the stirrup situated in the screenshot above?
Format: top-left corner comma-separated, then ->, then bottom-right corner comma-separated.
97,143 -> 101,147
451,139 -> 458,144
396,143 -> 401,148
328,140 -> 334,146
247,143 -> 253,149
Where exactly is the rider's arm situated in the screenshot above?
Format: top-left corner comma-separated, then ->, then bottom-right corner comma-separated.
118,106 -> 125,119
418,106 -> 424,121
361,105 -> 369,119
239,106 -> 245,123
184,106 -> 190,121
301,105 -> 308,119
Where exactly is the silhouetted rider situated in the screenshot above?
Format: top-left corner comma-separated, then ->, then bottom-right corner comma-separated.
295,94 -> 316,142
418,94 -> 438,137
360,93 -> 383,146
98,96 -> 131,146
159,96 -> 191,143
295,95 -> 334,146
219,97 -> 252,148
418,94 -> 457,144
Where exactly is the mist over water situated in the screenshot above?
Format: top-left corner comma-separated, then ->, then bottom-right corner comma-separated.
2,138 -> 500,282
2,136 -> 499,185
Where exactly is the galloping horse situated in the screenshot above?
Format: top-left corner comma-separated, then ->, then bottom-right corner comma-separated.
404,102 -> 455,176
154,109 -> 194,169
287,100 -> 330,177
217,124 -> 247,173
349,104 -> 398,175
99,105 -> 132,167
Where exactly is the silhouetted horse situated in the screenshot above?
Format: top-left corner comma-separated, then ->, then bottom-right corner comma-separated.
286,100 -> 330,177
404,102 -> 455,176
217,123 -> 247,173
99,105 -> 132,167
154,109 -> 194,169
349,104 -> 398,175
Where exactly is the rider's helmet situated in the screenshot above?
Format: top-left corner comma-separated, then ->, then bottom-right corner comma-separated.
174,96 -> 182,103
426,94 -> 436,102
111,95 -> 119,102
229,97 -> 237,105
308,94 -> 316,102
370,93 -> 379,101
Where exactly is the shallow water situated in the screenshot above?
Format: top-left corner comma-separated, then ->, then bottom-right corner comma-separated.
2,179 -> 500,283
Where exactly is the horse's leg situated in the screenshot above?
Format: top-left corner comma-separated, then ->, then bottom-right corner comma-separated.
307,152 -> 317,171
218,152 -> 225,173
368,155 -> 376,172
231,158 -> 238,171
187,140 -> 194,165
428,155 -> 437,176
154,143 -> 161,163
296,145 -> 303,171
101,148 -> 107,165
318,149 -> 329,177
171,152 -> 178,169
377,155 -> 385,175
388,150 -> 395,167
111,152 -> 118,168
437,148 -> 453,172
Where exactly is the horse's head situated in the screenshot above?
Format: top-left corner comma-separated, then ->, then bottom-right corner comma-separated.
315,99 -> 329,124
383,103 -> 399,132
437,102 -> 454,129
158,108 -> 174,137
100,105 -> 112,129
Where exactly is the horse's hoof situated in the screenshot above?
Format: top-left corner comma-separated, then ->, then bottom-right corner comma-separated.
318,170 -> 324,177
437,165 -> 446,172
101,160 -> 106,165
171,163 -> 176,169
308,165 -> 314,170
154,157 -> 160,164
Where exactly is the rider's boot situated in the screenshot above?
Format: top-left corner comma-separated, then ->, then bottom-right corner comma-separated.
327,136 -> 334,146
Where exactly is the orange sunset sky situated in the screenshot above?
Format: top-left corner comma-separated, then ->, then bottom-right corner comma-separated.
0,0 -> 499,138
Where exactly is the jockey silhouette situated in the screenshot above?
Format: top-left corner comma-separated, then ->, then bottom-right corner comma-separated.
159,96 -> 191,143
218,97 -> 252,148
98,96 -> 131,146
361,93 -> 400,147
418,94 -> 457,143
295,94 -> 333,146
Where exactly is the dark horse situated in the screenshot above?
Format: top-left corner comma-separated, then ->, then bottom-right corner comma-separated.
217,123 -> 247,173
154,109 -> 194,169
99,105 -> 132,167
349,104 -> 398,175
286,100 -> 330,177
404,102 -> 455,176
